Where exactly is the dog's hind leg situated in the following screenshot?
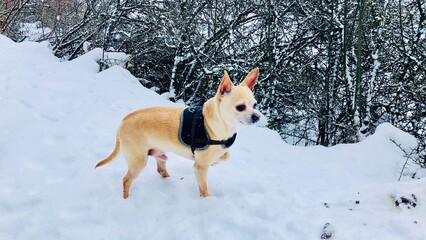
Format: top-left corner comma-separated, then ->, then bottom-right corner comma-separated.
122,146 -> 148,199
148,149 -> 170,178
155,156 -> 170,178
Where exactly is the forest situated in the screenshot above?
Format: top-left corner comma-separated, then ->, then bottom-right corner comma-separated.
1,0 -> 425,164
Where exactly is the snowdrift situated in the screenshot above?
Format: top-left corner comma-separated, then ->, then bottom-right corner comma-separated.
0,35 -> 425,240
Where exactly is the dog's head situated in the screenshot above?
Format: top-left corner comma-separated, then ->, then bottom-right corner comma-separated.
215,68 -> 260,126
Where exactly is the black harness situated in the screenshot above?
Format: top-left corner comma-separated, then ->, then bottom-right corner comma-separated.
178,106 -> 237,154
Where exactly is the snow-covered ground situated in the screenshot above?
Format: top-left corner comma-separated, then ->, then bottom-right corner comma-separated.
0,34 -> 425,240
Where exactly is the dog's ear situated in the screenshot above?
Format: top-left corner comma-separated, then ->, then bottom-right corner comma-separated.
239,67 -> 259,90
217,70 -> 234,96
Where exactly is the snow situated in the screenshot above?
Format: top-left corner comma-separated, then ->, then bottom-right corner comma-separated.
0,34 -> 425,239
18,22 -> 51,41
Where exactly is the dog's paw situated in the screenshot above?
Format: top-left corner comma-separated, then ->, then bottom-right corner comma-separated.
200,191 -> 211,197
123,192 -> 129,199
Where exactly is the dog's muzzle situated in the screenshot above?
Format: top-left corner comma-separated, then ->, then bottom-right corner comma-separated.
251,114 -> 260,124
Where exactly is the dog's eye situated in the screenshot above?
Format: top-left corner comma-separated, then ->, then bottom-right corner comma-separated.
236,104 -> 246,112
253,103 -> 257,109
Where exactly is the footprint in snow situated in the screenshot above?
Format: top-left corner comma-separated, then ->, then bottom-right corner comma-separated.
391,193 -> 417,209
39,114 -> 60,122
321,223 -> 334,239
19,100 -> 34,109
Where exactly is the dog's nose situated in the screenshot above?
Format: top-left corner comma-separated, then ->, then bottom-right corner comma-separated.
251,114 -> 260,123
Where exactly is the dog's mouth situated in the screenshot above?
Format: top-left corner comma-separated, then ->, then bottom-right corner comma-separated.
239,120 -> 254,125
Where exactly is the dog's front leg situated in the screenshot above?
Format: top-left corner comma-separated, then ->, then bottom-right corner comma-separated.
211,151 -> 230,166
193,160 -> 211,197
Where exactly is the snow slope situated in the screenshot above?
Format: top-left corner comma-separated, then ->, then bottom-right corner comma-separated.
0,35 -> 425,240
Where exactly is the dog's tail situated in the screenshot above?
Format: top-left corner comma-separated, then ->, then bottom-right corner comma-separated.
95,131 -> 120,168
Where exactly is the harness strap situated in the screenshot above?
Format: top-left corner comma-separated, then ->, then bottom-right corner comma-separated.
190,108 -> 201,154
206,133 -> 237,148
184,106 -> 238,155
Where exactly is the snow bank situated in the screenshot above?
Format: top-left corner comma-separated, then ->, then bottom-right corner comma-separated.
0,35 -> 425,240
372,122 -> 418,151
69,48 -> 129,73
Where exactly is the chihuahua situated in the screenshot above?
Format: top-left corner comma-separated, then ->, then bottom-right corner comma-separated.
95,68 -> 260,198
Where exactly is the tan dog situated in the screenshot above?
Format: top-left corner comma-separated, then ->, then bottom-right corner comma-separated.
95,68 -> 260,198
